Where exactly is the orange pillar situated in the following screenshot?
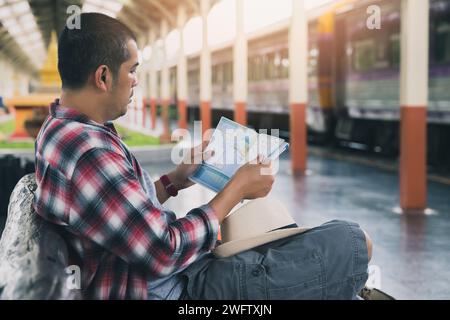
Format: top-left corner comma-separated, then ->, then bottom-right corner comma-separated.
149,29 -> 158,131
289,0 -> 308,174
160,99 -> 171,143
234,102 -> 247,126
177,5 -> 188,131
150,98 -> 157,130
10,106 -> 34,138
178,100 -> 188,130
160,20 -> 171,143
400,107 -> 427,210
399,0 -> 429,212
201,101 -> 211,137
290,103 -> 307,173
233,0 -> 247,126
200,0 -> 212,139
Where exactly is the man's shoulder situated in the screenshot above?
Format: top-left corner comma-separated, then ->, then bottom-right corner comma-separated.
37,117 -> 124,174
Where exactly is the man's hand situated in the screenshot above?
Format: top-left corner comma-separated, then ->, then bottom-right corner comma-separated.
168,141 -> 214,191
208,156 -> 275,223
230,157 -> 275,200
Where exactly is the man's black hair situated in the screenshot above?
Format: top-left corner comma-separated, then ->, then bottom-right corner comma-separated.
58,12 -> 136,90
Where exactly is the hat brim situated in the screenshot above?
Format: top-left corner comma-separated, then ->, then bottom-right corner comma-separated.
213,227 -> 309,258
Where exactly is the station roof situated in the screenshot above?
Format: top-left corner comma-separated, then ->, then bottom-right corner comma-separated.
0,0 -> 219,74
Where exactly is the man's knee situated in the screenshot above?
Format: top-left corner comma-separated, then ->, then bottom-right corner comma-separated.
362,230 -> 373,262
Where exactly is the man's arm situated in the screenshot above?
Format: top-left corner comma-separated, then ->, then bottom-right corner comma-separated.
154,171 -> 186,204
208,160 -> 275,223
70,148 -> 219,278
154,176 -> 170,204
154,142 -> 213,204
156,160 -> 275,226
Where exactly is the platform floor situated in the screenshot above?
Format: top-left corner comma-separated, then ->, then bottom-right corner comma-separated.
145,152 -> 450,300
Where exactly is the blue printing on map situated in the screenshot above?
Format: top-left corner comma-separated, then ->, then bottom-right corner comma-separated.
189,163 -> 231,193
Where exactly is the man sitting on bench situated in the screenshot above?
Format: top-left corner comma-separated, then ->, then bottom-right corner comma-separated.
34,12 -> 372,300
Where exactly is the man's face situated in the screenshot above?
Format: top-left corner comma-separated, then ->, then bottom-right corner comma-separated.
108,39 -> 139,120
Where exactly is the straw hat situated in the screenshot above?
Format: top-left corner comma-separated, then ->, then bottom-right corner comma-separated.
213,198 -> 309,258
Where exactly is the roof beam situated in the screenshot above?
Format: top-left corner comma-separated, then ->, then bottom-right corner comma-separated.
119,5 -> 152,32
186,0 -> 199,15
120,17 -> 141,37
146,0 -> 176,27
123,0 -> 158,32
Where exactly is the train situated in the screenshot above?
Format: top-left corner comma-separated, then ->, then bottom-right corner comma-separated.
158,0 -> 450,170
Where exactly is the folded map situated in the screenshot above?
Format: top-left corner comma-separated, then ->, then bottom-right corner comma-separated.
189,117 -> 289,193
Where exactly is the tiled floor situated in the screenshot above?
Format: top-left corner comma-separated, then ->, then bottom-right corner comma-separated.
144,152 -> 450,300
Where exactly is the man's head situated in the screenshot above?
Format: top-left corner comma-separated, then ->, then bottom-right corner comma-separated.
58,13 -> 139,120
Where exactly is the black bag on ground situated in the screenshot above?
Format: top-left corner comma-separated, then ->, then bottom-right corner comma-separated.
0,155 -> 35,220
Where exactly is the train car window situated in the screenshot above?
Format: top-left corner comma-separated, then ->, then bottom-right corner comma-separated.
266,52 -> 281,80
390,34 -> 400,67
251,57 -> 256,82
221,64 -> 226,85
281,49 -> 289,79
261,54 -> 268,81
274,52 -> 281,79
212,65 -> 217,84
170,68 -> 177,99
188,70 -> 199,85
351,34 -> 393,72
220,64 -> 225,85
249,57 -> 255,81
347,1 -> 400,73
274,53 -> 280,79
230,61 -> 234,84
222,62 -> 232,85
435,22 -> 450,63
266,53 -> 273,79
220,64 -> 223,85
248,56 -> 259,82
212,65 -> 221,85
375,42 -> 389,69
353,39 -> 376,72
262,54 -> 268,80
232,61 -> 234,83
256,56 -> 263,81
308,47 -> 319,77
250,56 -> 256,82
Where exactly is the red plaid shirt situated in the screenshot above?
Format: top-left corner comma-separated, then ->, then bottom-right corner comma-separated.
34,100 -> 219,299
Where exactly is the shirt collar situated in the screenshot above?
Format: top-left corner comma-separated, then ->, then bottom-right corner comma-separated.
50,98 -> 119,136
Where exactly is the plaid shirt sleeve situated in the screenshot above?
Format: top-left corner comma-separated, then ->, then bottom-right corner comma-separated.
68,147 -> 219,277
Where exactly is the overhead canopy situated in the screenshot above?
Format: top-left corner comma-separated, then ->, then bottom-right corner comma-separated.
0,0 -> 219,74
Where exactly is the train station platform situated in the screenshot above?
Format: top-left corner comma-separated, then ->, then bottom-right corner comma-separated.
144,151 -> 450,300
0,0 -> 449,302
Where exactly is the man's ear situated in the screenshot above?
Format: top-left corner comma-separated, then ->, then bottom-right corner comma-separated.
94,65 -> 111,92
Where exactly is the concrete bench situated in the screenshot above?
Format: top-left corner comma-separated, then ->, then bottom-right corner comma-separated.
0,174 -> 80,300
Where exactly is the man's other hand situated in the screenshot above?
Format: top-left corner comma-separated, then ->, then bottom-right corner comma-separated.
230,156 -> 275,200
169,141 -> 214,190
